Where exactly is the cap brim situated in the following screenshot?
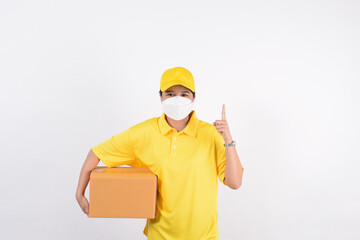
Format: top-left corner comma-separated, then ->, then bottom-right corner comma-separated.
161,81 -> 194,92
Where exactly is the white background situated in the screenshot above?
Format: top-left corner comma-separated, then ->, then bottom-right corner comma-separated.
1,0 -> 359,239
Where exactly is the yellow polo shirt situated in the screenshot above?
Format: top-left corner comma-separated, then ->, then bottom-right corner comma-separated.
91,110 -> 244,240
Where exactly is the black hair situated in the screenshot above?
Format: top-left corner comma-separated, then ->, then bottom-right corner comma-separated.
159,90 -> 195,98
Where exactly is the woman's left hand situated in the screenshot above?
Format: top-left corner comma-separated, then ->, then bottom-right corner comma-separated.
213,104 -> 233,144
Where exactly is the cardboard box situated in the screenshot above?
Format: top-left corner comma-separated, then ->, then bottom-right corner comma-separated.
89,166 -> 157,218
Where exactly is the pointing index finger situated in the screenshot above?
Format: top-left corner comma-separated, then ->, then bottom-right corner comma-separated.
222,104 -> 226,120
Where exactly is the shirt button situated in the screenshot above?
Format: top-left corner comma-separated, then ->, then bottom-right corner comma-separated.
173,146 -> 176,149
174,137 -> 177,139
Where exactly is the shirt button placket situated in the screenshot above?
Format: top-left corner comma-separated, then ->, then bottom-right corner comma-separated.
172,135 -> 177,153
170,128 -> 178,158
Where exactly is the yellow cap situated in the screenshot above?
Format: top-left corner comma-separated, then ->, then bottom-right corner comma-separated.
160,67 -> 195,92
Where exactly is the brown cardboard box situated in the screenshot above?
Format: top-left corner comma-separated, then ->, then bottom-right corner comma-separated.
89,166 -> 157,218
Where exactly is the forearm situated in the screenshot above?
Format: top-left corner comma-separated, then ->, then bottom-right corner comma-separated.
224,138 -> 243,189
76,168 -> 92,199
76,150 -> 100,199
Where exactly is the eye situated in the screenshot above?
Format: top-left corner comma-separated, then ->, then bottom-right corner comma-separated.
182,94 -> 188,97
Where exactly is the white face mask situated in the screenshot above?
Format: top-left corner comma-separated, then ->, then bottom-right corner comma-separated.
161,96 -> 195,120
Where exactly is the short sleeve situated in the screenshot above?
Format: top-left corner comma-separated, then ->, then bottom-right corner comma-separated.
92,127 -> 137,168
214,130 -> 244,186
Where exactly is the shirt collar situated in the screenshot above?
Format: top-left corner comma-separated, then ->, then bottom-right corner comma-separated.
158,110 -> 199,138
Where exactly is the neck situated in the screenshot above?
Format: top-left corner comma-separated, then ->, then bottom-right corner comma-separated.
165,111 -> 193,132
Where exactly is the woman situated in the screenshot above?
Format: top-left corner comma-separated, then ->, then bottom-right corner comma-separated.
76,66 -> 244,240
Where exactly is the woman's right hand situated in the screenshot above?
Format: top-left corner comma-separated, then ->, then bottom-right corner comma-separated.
76,195 -> 89,216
